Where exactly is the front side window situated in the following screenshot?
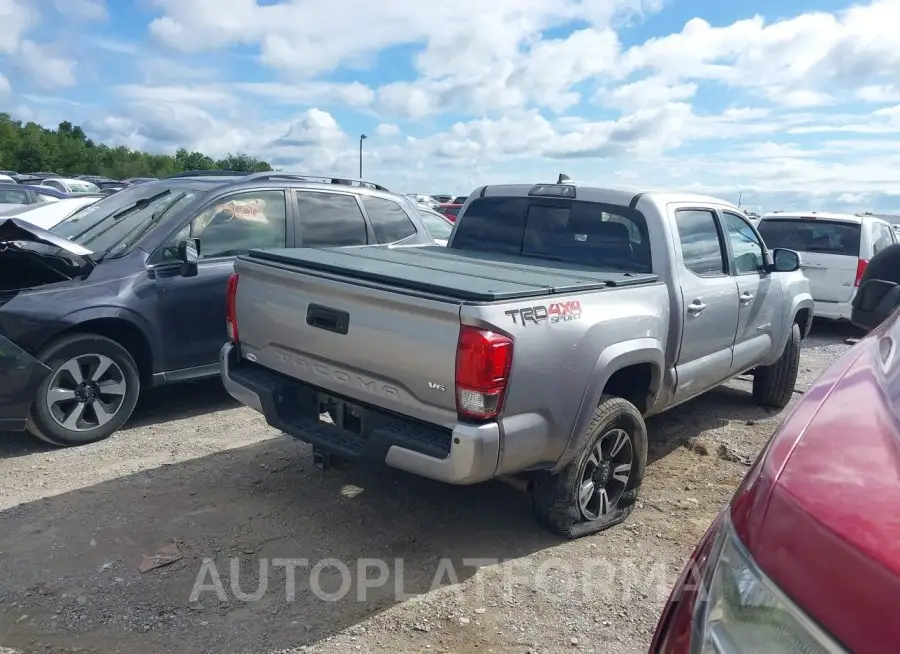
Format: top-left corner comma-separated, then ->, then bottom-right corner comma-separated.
675,209 -> 726,276
722,212 -> 765,274
168,190 -> 287,259
297,191 -> 367,247
362,195 -> 417,243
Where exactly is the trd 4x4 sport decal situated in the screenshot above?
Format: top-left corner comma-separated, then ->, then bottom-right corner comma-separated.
504,300 -> 582,327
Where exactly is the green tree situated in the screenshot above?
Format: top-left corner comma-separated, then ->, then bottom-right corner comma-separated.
215,152 -> 273,172
0,113 -> 272,179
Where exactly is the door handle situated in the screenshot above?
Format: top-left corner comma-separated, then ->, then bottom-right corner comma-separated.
687,299 -> 707,315
306,304 -> 350,335
740,291 -> 754,304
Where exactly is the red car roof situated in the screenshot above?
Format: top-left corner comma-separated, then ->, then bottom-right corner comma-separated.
730,319 -> 900,653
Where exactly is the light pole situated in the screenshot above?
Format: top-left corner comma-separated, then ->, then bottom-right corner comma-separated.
359,134 -> 367,178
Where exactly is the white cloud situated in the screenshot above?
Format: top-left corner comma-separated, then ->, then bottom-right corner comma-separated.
0,0 -> 77,88
0,0 -> 36,54
0,73 -> 10,96
17,40 -> 76,88
620,0 -> 900,107
376,123 -> 400,137
147,0 -> 661,116
53,0 -> 108,21
232,82 -> 374,108
596,76 -> 697,112
856,84 -> 900,103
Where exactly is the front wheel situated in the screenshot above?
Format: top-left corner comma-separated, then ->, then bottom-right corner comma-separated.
532,395 -> 648,539
752,322 -> 801,409
27,334 -> 141,447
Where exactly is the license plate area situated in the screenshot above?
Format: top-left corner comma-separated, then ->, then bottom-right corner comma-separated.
318,393 -> 364,436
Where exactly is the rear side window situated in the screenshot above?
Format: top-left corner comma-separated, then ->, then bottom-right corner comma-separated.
452,196 -> 651,272
439,205 -> 461,218
361,196 -> 417,243
675,209 -> 726,276
757,219 -> 861,257
297,191 -> 368,247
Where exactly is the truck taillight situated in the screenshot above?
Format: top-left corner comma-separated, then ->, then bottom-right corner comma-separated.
855,259 -> 869,287
226,273 -> 239,342
455,325 -> 513,420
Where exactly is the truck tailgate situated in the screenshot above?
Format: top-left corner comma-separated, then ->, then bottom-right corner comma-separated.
233,256 -> 463,428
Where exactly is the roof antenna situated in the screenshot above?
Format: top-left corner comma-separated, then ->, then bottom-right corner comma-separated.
557,173 -> 573,184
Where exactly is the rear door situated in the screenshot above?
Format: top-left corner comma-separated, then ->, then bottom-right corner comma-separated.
757,217 -> 861,303
671,207 -> 740,403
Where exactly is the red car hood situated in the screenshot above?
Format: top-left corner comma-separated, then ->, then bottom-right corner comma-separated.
733,332 -> 900,652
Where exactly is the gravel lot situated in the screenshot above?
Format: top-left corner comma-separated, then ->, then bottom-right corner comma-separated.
0,320 -> 858,654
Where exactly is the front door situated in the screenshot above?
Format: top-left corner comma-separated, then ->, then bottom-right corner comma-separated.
152,189 -> 290,375
720,211 -> 784,373
672,208 -> 740,404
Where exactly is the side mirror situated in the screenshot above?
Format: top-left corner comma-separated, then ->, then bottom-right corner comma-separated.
177,238 -> 200,277
851,279 -> 900,332
770,248 -> 801,273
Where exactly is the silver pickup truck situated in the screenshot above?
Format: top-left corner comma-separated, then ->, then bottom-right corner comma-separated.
221,181 -> 813,538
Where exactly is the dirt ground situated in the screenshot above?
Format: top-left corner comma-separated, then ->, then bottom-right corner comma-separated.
0,320 -> 859,654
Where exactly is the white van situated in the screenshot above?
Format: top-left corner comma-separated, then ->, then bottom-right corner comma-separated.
756,211 -> 896,320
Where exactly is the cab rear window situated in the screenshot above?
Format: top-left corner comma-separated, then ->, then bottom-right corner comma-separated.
451,196 -> 652,273
757,218 -> 861,257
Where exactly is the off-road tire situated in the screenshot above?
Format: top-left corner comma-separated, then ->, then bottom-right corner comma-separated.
531,394 -> 648,539
27,334 -> 141,447
752,322 -> 801,409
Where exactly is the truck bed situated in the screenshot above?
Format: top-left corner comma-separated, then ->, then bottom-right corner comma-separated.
246,245 -> 659,302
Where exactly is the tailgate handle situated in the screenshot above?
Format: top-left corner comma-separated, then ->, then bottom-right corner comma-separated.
306,304 -> 349,335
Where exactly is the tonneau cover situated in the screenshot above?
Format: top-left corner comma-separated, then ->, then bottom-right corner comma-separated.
245,245 -> 659,302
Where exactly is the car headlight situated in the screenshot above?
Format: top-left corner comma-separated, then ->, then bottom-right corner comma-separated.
691,514 -> 846,654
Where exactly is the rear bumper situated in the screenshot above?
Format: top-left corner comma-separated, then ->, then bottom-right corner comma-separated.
220,343 -> 500,484
813,299 -> 853,320
0,334 -> 52,431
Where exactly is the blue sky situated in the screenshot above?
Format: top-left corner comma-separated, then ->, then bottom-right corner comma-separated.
2,0 -> 900,212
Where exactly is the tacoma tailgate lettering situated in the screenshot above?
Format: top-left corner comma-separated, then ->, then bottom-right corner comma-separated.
276,350 -> 400,399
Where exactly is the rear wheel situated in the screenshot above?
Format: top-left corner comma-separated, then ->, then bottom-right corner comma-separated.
27,334 -> 140,446
752,322 -> 801,409
532,395 -> 647,539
